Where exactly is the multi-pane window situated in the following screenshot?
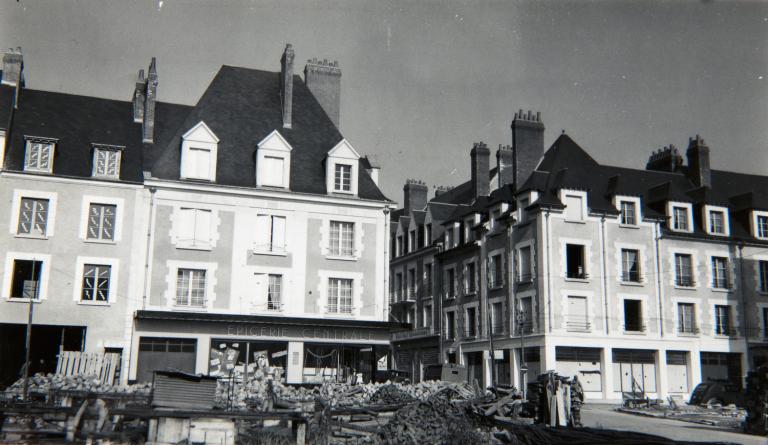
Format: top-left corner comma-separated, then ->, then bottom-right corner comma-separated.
714,305 -> 731,336
176,268 -> 206,307
757,215 -> 768,239
267,274 -> 282,310
329,221 -> 354,256
24,140 -> 54,172
489,254 -> 503,287
621,249 -> 640,282
178,208 -> 211,248
87,204 -> 116,241
491,302 -> 504,334
327,278 -> 353,314
760,260 -> 768,293
445,311 -> 456,340
711,257 -> 730,289
518,246 -> 532,282
17,198 -> 49,237
255,215 -> 286,252
675,253 -> 694,286
465,307 -> 477,337
678,303 -> 696,334
709,210 -> 726,235
620,201 -> 637,225
10,259 -> 43,299
92,147 -> 121,178
81,264 -> 111,302
672,206 -> 689,231
334,164 -> 352,192
465,262 -> 476,294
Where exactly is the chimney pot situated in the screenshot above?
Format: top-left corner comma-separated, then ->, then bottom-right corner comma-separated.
2,47 -> 24,107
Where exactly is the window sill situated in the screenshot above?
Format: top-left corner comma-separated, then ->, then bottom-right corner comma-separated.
253,249 -> 287,257
175,244 -> 213,251
325,312 -> 355,317
564,278 -> 590,283
78,301 -> 111,306
564,219 -> 586,224
706,232 -> 729,237
14,234 -> 49,240
619,224 -> 639,229
83,238 -> 117,245
714,334 -> 738,339
677,332 -> 699,338
620,281 -> 645,287
623,330 -> 647,336
325,255 -> 357,262
566,329 -> 592,333
674,285 -> 697,291
669,229 -> 693,234
171,305 -> 208,312
489,284 -> 505,291
758,290 -> 768,296
464,291 -> 477,297
711,288 -> 733,293
331,189 -> 355,195
6,298 -> 42,303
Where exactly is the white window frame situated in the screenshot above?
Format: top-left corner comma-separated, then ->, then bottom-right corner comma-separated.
326,139 -> 360,196
253,213 -> 287,255
755,255 -> 768,294
23,137 -> 56,173
170,205 -> 219,250
180,121 -> 219,182
752,211 -> 768,240
316,270 -> 363,317
256,130 -> 293,189
560,189 -> 588,222
79,195 -> 124,243
72,256 -> 119,305
667,201 -> 693,233
91,144 -> 123,179
618,294 -> 649,334
322,217 -> 362,260
10,189 -> 58,238
674,299 -> 698,335
713,303 -> 735,336
516,242 -> 535,283
614,196 -> 641,227
2,252 -> 52,301
164,260 -> 218,310
333,163 -> 353,193
704,205 -> 730,236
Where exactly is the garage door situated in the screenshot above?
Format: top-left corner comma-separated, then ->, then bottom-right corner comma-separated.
555,346 -> 602,391
137,337 -> 197,382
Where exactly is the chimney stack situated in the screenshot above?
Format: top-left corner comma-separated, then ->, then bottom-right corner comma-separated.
496,144 -> 514,188
133,69 -> 146,123
304,57 -> 342,129
142,58 -> 158,143
646,145 -> 683,172
686,134 -> 711,188
470,142 -> 491,198
403,179 -> 428,212
280,44 -> 295,129
511,110 -> 545,190
2,47 -> 23,108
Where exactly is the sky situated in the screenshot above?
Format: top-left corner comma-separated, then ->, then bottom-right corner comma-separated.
1,0 -> 767,204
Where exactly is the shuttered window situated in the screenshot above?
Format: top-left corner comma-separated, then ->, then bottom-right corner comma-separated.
261,156 -> 285,186
178,208 -> 211,248
564,194 -> 584,221
255,215 -> 286,253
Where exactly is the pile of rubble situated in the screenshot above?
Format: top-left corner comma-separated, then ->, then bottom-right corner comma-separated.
744,365 -> 768,436
3,373 -> 152,398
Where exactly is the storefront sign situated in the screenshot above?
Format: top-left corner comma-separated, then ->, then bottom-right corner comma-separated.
225,324 -> 385,342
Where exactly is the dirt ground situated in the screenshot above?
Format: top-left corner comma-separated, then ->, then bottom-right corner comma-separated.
581,404 -> 766,445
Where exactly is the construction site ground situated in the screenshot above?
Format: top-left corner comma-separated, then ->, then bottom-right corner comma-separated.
581,404 -> 765,445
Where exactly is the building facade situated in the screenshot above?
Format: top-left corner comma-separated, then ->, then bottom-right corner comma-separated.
0,45 -> 399,387
390,111 -> 768,401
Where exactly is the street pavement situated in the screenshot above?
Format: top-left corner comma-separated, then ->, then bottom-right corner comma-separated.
581,404 -> 766,445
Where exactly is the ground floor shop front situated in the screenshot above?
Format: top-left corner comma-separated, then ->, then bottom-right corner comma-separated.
447,336 -> 748,402
129,311 -> 402,385
391,334 -> 440,382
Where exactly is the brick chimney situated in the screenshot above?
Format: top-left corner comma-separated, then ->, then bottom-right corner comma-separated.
304,57 -> 342,129
646,145 -> 683,172
496,144 -> 514,188
142,58 -> 158,143
280,44 -> 295,129
403,179 -> 428,212
511,110 -> 545,190
470,142 -> 490,198
2,47 -> 23,108
686,135 -> 711,188
132,69 -> 146,123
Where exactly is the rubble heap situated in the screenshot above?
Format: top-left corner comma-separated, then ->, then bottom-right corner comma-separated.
744,365 -> 768,436
3,373 -> 152,397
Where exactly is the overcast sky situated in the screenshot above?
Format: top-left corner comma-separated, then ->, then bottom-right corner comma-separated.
2,0 -> 767,204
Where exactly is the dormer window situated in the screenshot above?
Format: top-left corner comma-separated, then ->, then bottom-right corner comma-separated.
24,137 -> 57,173
92,144 -> 123,179
181,121 -> 219,182
326,139 -> 360,196
704,205 -> 730,236
256,130 -> 292,188
620,201 -> 637,225
753,211 -> 768,239
561,190 -> 587,222
668,202 -> 693,232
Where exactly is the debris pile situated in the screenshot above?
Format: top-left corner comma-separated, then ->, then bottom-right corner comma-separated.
526,371 -> 582,427
3,373 -> 151,398
744,365 -> 768,436
368,384 -> 416,405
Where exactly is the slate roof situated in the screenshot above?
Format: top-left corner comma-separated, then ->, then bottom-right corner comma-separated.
150,66 -> 388,201
1,87 -> 191,183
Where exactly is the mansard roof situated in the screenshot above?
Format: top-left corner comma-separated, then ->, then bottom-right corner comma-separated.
149,65 -> 388,201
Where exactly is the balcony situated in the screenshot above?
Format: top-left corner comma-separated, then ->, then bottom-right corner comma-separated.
714,326 -> 740,337
566,318 -> 591,332
621,272 -> 642,283
677,326 -> 699,335
675,276 -> 695,288
517,273 -> 533,284
516,321 -> 535,335
566,271 -> 589,280
712,279 -> 731,290
391,326 -> 436,341
623,322 -> 646,333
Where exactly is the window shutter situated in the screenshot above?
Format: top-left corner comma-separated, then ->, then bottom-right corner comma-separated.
252,273 -> 269,312
178,209 -> 195,242
272,216 -> 286,251
262,156 -> 284,186
564,195 -> 583,220
195,209 -> 211,244
255,215 -> 270,250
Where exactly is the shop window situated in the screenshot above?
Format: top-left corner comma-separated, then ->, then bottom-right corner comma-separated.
209,340 -> 287,380
86,204 -> 116,241
623,299 -> 643,332
11,259 -> 43,299
81,264 -> 111,302
17,198 -> 49,237
327,278 -> 353,314
176,268 -> 206,307
566,244 -> 586,279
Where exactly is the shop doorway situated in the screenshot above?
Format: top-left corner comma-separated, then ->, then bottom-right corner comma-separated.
303,343 -> 384,384
465,351 -> 484,386
136,337 -> 196,382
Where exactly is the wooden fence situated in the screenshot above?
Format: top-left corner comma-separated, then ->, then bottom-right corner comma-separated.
55,350 -> 120,385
